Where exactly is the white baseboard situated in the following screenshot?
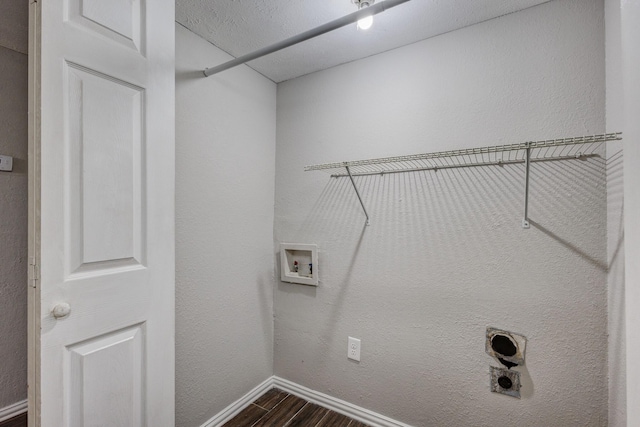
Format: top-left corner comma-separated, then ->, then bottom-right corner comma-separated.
200,377 -> 274,427
200,376 -> 412,427
273,377 -> 413,427
0,399 -> 27,423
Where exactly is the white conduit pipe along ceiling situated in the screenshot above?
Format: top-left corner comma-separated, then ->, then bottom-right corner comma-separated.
202,0 -> 413,77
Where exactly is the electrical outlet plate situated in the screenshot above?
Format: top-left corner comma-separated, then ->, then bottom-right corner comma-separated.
348,337 -> 361,361
0,155 -> 13,172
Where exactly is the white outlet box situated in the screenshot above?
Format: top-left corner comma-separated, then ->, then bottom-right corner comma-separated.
0,155 -> 13,172
348,337 -> 361,362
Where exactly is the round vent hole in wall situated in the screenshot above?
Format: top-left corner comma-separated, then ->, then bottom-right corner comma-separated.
491,334 -> 517,357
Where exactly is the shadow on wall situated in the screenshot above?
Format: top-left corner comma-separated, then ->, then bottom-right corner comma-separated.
287,146 -> 608,273
276,144 -> 608,394
277,219 -> 368,350
607,146 -> 626,424
608,149 -> 625,270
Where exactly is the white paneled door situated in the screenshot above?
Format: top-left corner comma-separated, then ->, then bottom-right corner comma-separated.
28,0 -> 175,426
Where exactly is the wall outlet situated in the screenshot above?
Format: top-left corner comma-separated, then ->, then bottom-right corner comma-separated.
348,337 -> 361,362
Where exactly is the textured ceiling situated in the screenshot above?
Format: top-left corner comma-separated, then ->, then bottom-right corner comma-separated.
176,0 -> 551,83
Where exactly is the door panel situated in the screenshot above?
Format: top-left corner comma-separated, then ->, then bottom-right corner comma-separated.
66,325 -> 144,427
29,0 -> 174,425
65,62 -> 144,275
66,0 -> 144,53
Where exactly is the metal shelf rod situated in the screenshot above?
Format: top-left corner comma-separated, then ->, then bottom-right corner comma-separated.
522,145 -> 531,229
203,0 -> 413,77
345,166 -> 371,226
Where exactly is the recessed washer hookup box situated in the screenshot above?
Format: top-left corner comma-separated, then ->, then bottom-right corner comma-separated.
280,243 -> 318,286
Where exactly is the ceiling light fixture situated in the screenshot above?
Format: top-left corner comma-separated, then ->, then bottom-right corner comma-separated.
353,0 -> 375,30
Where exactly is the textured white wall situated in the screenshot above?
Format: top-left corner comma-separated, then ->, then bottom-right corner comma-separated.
274,0 -> 608,426
620,1 -> 640,424
0,0 -> 28,412
605,0 -> 626,425
175,24 -> 277,427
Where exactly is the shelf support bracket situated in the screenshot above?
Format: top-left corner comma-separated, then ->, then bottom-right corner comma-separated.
345,165 -> 371,226
522,144 -> 531,229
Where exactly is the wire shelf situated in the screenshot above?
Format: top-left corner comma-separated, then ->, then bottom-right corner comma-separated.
304,133 -> 620,177
303,133 -> 622,228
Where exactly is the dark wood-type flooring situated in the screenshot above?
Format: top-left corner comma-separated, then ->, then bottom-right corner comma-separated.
0,413 -> 27,427
223,388 -> 370,427
0,389 -> 369,427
